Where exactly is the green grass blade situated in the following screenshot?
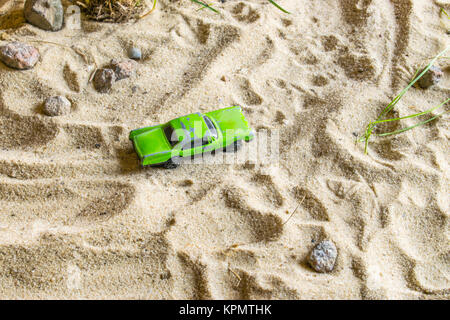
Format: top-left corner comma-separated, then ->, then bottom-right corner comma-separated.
441,8 -> 450,19
376,112 -> 446,137
371,98 -> 449,125
377,46 -> 449,121
268,0 -> 291,14
190,0 -> 219,13
358,46 -> 449,153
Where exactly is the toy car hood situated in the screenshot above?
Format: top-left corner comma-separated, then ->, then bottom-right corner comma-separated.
131,126 -> 172,160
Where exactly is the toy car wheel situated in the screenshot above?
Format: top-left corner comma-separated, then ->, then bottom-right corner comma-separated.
163,158 -> 179,169
223,140 -> 242,153
202,149 -> 216,158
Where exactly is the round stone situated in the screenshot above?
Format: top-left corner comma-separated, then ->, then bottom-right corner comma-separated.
24,0 -> 64,32
110,59 -> 137,81
417,66 -> 443,89
43,96 -> 71,116
128,47 -> 142,60
0,42 -> 40,70
308,240 -> 338,273
93,68 -> 116,93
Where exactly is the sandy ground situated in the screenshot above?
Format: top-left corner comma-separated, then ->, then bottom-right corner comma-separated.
0,0 -> 449,299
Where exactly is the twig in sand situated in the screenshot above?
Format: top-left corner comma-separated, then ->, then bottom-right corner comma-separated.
27,39 -> 98,83
228,266 -> 241,286
282,195 -> 305,226
89,68 -> 98,83
76,1 -> 87,9
71,46 -> 95,65
28,39 -> 68,48
27,40 -> 95,65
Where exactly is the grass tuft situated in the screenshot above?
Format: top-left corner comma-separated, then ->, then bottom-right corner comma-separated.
77,0 -> 146,22
358,46 -> 449,154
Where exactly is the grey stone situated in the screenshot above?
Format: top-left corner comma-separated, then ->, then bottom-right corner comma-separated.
24,0 -> 64,31
110,59 -> 137,80
308,240 -> 337,273
93,68 -> 116,93
0,42 -> 40,70
43,96 -> 71,116
417,66 -> 443,89
128,47 -> 142,60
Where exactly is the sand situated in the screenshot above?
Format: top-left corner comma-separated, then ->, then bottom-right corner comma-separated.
0,0 -> 449,299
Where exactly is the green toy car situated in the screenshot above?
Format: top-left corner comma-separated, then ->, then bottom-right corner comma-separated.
129,106 -> 255,168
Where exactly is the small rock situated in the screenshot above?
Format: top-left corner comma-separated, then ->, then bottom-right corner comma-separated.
43,96 -> 71,116
308,240 -> 337,273
167,218 -> 176,227
24,0 -> 64,31
128,47 -> 142,60
160,271 -> 172,280
110,59 -> 138,81
0,42 -> 40,70
220,75 -> 228,82
93,68 -> 116,93
417,66 -> 443,89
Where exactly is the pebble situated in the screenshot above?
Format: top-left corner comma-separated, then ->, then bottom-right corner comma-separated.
43,96 -> 71,116
0,42 -> 40,70
110,59 -> 138,81
128,47 -> 142,60
93,68 -> 116,93
417,66 -> 443,89
308,240 -> 337,273
24,0 -> 64,31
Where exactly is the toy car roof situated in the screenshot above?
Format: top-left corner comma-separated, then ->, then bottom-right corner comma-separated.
168,112 -> 210,142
